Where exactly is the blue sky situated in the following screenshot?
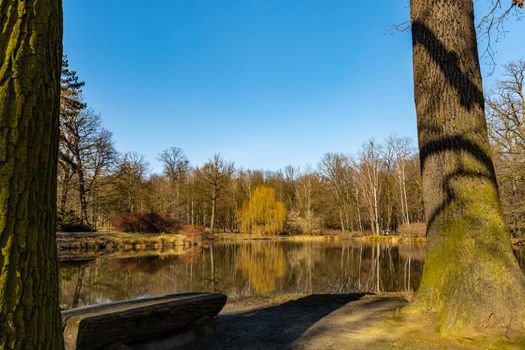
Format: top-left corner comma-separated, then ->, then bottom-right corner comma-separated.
63,1 -> 524,173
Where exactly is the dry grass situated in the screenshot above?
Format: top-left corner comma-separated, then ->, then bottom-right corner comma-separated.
57,231 -> 199,255
290,293 -> 525,349
214,232 -> 340,242
352,234 -> 426,244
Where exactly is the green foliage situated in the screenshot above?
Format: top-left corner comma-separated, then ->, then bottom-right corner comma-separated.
57,209 -> 95,232
238,186 -> 287,235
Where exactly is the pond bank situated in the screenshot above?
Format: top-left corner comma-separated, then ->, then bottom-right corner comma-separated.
129,293 -> 522,350
213,232 -> 341,242
57,232 -> 199,260
57,231 -> 525,260
353,234 -> 525,248
214,232 -> 524,247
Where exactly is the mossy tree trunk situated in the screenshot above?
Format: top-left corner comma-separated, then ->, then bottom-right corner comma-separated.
0,1 -> 64,349
409,0 -> 525,336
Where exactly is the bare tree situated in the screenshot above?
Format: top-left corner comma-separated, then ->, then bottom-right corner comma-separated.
487,59 -> 525,155
487,59 -> 525,234
115,153 -> 149,213
197,154 -> 234,233
357,140 -> 384,234
319,153 -> 356,232
295,171 -> 320,234
60,108 -> 116,225
159,147 -> 190,220
477,0 -> 523,68
386,136 -> 415,226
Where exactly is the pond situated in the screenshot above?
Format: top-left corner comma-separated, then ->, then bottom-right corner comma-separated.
58,240 -> 525,310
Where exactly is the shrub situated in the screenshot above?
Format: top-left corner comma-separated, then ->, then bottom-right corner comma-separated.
113,212 -> 179,233
57,208 -> 95,232
284,209 -> 320,235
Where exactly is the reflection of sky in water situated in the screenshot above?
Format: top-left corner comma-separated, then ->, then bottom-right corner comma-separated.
59,241 -> 525,310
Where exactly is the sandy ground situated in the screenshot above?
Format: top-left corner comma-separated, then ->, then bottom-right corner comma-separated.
125,294 -> 525,350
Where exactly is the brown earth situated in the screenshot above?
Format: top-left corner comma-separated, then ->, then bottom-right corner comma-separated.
122,294 -> 525,350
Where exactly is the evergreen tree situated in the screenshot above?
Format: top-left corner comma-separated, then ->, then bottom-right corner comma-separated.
59,55 -> 86,212
59,58 -> 116,226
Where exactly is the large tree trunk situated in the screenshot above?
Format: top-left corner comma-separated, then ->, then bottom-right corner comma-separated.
409,0 -> 525,336
0,1 -> 64,348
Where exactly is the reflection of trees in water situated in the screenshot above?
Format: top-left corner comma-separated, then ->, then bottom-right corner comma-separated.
61,242 -> 520,309
236,243 -> 287,293
59,261 -> 89,308
366,245 -> 382,293
336,243 -> 424,294
399,244 -> 425,261
111,256 -> 178,274
59,249 -> 206,308
287,243 -> 321,294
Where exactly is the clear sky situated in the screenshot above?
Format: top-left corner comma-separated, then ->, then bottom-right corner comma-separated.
63,1 -> 524,173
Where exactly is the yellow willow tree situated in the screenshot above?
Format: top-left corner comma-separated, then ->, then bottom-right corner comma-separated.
408,0 -> 525,337
0,1 -> 64,348
238,185 -> 286,235
236,242 -> 287,293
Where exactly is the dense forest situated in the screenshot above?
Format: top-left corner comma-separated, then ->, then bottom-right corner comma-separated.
58,57 -> 525,237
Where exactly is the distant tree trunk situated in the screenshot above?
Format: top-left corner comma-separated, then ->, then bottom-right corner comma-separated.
77,168 -> 89,224
0,1 -> 64,349
191,199 -> 195,225
409,0 -> 525,336
210,197 -> 216,234
372,185 -> 380,234
397,161 -> 411,225
339,208 -> 346,232
72,141 -> 90,224
355,188 -> 363,232
402,169 -> 410,225
60,161 -> 73,211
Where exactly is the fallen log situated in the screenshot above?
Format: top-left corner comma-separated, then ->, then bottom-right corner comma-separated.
62,292 -> 227,350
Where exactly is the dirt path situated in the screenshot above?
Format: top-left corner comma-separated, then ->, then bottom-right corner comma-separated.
203,294 -> 371,350
130,294 -> 524,350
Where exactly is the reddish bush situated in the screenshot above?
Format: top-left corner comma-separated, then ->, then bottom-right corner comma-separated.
179,224 -> 207,237
113,212 -> 179,233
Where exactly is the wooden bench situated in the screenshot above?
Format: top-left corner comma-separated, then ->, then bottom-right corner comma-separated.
62,292 -> 227,350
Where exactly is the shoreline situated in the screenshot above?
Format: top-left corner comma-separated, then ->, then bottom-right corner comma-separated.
56,231 -> 200,260
57,231 -> 525,260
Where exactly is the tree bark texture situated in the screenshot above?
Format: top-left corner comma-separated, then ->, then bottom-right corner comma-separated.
410,0 -> 525,336
0,1 -> 64,348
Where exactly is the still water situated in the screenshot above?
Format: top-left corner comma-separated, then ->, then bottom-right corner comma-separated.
59,241 -> 525,310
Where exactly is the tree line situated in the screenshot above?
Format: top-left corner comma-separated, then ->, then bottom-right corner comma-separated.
58,58 -> 424,234
59,57 -> 525,237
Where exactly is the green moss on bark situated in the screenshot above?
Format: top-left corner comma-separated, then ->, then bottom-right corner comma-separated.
0,1 -> 64,349
408,0 -> 525,337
